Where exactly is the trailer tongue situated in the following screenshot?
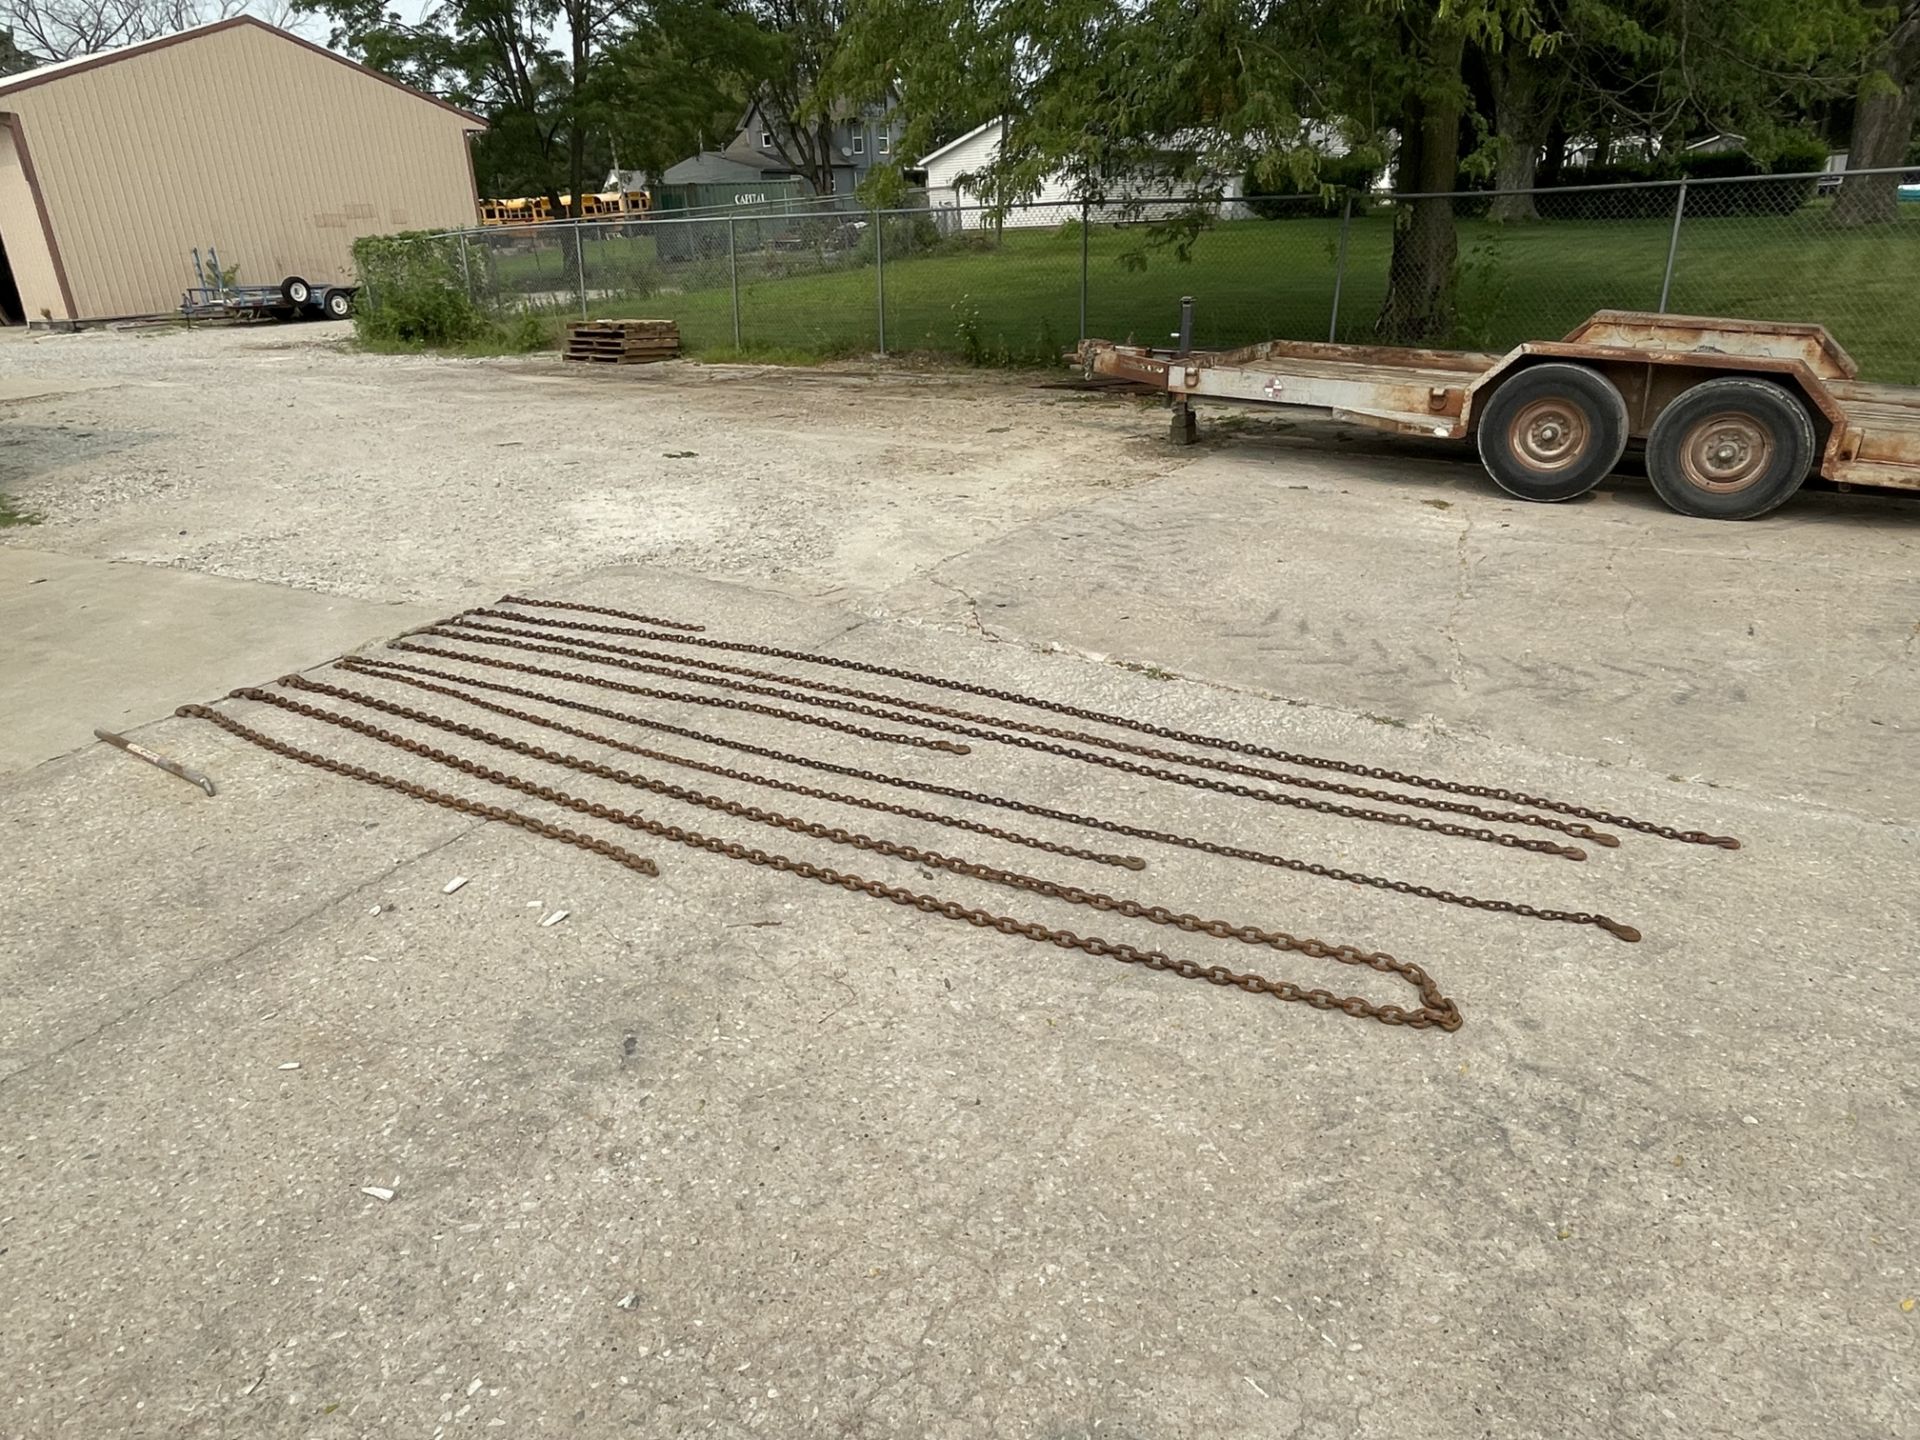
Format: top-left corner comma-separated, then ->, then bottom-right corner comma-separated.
1076,309 -> 1920,519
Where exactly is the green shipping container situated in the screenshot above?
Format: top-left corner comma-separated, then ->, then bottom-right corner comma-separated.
651,178 -> 816,261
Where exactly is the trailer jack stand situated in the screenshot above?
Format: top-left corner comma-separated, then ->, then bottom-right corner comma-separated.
1169,399 -> 1198,446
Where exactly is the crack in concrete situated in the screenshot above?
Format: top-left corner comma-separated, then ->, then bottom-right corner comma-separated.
925,574 -> 1003,642
1445,511 -> 1478,692
0,817 -> 484,1095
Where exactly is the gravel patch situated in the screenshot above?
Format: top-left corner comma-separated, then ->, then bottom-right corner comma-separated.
0,322 -> 1169,605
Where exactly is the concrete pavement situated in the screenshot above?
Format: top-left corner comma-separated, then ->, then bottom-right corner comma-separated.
2,558 -> 1914,1440
0,548 -> 438,773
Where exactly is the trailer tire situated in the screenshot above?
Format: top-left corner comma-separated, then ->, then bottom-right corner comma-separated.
323,289 -> 353,319
1475,362 -> 1630,502
282,276 -> 311,306
1645,377 -> 1814,520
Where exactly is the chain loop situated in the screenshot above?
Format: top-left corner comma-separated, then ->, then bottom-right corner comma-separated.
401,627 -> 1591,862
180,697 -> 1463,1033
333,654 -> 1639,943
496,595 -> 1741,850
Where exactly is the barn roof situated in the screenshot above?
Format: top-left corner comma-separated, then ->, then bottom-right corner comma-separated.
0,16 -> 484,126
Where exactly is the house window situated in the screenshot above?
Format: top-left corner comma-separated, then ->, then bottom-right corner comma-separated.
877,133 -> 890,154
760,130 -> 773,148
851,135 -> 865,155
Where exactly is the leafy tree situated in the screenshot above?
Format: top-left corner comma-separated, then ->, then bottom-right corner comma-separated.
843,0 -> 1550,341
298,0 -> 626,213
738,0 -> 854,195
1834,0 -> 1920,225
600,0 -> 763,182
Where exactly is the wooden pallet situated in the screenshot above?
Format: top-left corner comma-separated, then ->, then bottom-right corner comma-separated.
564,319 -> 681,365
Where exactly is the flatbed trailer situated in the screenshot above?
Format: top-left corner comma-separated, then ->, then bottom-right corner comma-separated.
1077,309 -> 1920,519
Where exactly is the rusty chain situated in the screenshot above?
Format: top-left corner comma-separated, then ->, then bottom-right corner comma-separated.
452,612 -> 1612,847
284,670 -> 1147,872
176,702 -> 661,877
333,654 -> 1640,943
499,594 -> 1742,850
399,630 -> 1590,863
409,633 -> 965,757
183,693 -> 1464,1032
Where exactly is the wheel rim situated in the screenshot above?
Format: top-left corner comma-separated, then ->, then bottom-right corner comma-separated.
1507,396 -> 1589,473
1677,411 -> 1773,493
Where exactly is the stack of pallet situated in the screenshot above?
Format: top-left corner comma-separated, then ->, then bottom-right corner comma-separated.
563,319 -> 681,365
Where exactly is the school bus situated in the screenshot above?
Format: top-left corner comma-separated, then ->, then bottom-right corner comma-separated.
476,190 -> 652,225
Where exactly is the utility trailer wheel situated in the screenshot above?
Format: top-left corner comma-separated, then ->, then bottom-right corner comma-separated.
1644,376 -> 1815,520
1475,362 -> 1630,502
323,289 -> 353,319
282,276 -> 311,305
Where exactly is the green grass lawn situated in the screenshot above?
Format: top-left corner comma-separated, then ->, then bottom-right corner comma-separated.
475,202 -> 1920,381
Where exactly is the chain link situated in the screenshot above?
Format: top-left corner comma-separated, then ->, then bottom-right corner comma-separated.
400,629 -> 1591,863
498,594 -> 1742,850
454,612 -> 1612,846
286,670 -> 1146,872
175,702 -> 661,877
180,696 -> 1464,1033
334,654 -> 1640,942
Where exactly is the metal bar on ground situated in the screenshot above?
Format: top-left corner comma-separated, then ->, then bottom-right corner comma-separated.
94,728 -> 217,796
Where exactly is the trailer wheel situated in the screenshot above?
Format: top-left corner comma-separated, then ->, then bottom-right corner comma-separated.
1645,377 -> 1815,520
1475,363 -> 1630,502
323,289 -> 353,319
281,276 -> 311,306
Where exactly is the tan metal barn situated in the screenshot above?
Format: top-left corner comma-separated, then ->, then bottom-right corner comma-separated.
0,17 -> 484,326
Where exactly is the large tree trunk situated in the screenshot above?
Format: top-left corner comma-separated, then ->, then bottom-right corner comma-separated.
1377,24 -> 1466,344
1488,46 -> 1547,222
815,118 -> 835,195
1835,2 -> 1920,226
1835,0 -> 1912,225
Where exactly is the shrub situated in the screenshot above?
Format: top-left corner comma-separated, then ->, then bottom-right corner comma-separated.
351,231 -> 494,347
1243,154 -> 1379,219
1536,136 -> 1827,220
1535,162 -> 1680,220
1678,135 -> 1827,216
857,210 -> 939,261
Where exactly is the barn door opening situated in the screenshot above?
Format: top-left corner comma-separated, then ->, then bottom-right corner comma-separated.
0,233 -> 23,325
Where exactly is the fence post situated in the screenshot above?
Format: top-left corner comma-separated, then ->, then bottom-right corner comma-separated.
1658,180 -> 1688,313
727,216 -> 741,348
457,229 -> 473,303
874,208 -> 887,356
1079,198 -> 1090,341
573,218 -> 588,320
1328,196 -> 1353,343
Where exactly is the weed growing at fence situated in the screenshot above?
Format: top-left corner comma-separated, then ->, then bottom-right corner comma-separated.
351,232 -> 555,353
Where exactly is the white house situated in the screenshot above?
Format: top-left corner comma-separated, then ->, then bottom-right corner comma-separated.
917,118 -> 1248,229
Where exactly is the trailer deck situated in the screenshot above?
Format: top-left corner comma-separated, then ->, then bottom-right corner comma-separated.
1080,310 -> 1920,518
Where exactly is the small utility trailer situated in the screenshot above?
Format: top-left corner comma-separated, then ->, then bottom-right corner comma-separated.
1077,309 -> 1920,519
180,247 -> 357,324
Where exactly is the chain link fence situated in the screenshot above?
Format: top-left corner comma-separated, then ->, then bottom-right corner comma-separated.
383,168 -> 1920,382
